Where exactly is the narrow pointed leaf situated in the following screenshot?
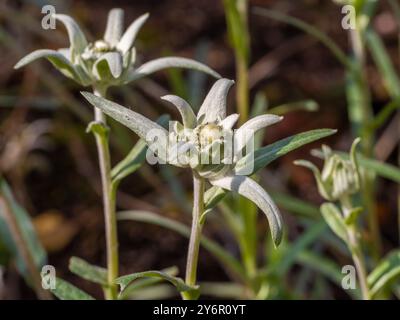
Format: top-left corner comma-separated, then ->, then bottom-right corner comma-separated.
57,48 -> 71,60
54,14 -> 87,56
69,257 -> 108,286
320,203 -> 348,243
235,114 -> 283,153
111,115 -> 170,183
14,49 -> 78,79
51,278 -> 95,300
81,92 -> 168,161
210,175 -> 283,246
127,57 -> 221,83
93,52 -> 123,79
116,270 -> 196,293
0,178 -> 47,281
197,79 -> 234,124
161,95 -> 196,128
220,113 -> 239,130
294,159 -> 333,201
368,250 -> 400,298
118,266 -> 179,300
117,13 -> 149,54
104,8 -> 124,46
235,128 -> 337,176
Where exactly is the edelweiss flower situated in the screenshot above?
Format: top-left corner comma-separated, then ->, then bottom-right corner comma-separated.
14,8 -> 220,87
295,138 -> 361,202
81,79 -> 284,246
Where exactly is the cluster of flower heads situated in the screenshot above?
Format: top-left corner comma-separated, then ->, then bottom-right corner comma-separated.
14,9 -> 219,88
295,138 -> 361,202
82,79 -> 284,246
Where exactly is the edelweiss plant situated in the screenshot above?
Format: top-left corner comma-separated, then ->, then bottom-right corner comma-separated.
295,139 -> 371,299
14,7 -> 219,300
14,8 -> 219,88
82,78 -> 289,298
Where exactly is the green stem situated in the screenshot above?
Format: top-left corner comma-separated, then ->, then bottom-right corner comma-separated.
340,197 -> 370,300
237,57 -> 249,125
348,20 -> 381,261
92,87 -> 119,300
182,173 -> 204,300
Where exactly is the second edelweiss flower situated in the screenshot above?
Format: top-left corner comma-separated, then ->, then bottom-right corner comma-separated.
14,8 -> 219,87
81,78 -> 284,246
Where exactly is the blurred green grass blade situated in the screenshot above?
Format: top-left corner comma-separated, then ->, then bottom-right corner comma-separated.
368,249 -> 400,298
51,278 -> 95,300
366,30 -> 400,98
236,128 -> 337,175
118,210 -> 245,281
250,92 -> 269,148
252,7 -> 351,68
199,282 -> 247,299
369,98 -> 400,130
269,100 -> 319,116
69,257 -> 108,287
224,0 -> 250,63
250,92 -> 269,117
167,68 -> 189,101
0,178 -> 47,280
296,250 -> 361,299
111,139 -> 147,183
276,221 -> 327,276
160,166 -> 191,213
312,149 -> 400,184
269,190 -> 320,219
296,251 -> 342,286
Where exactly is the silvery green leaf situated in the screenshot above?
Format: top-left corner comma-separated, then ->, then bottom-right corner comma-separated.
116,270 -> 198,294
368,250 -> 400,298
51,278 -> 95,300
220,113 -> 239,130
123,48 -> 135,69
14,49 -> 80,82
69,257 -> 108,286
350,137 -> 362,183
234,114 -> 283,154
201,186 -> 228,222
104,8 -> 124,46
294,160 -> 333,201
344,206 -> 363,226
161,95 -> 196,128
127,57 -> 221,83
197,79 -> 234,124
210,175 -> 283,247
93,52 -> 123,79
57,48 -> 71,60
117,13 -> 149,54
235,129 -> 337,176
81,92 -> 168,161
54,14 -> 87,58
320,203 -> 348,243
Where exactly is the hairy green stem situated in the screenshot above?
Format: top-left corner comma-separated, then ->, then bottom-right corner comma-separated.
341,197 -> 370,300
182,173 -> 204,300
92,87 -> 119,300
348,22 -> 381,261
